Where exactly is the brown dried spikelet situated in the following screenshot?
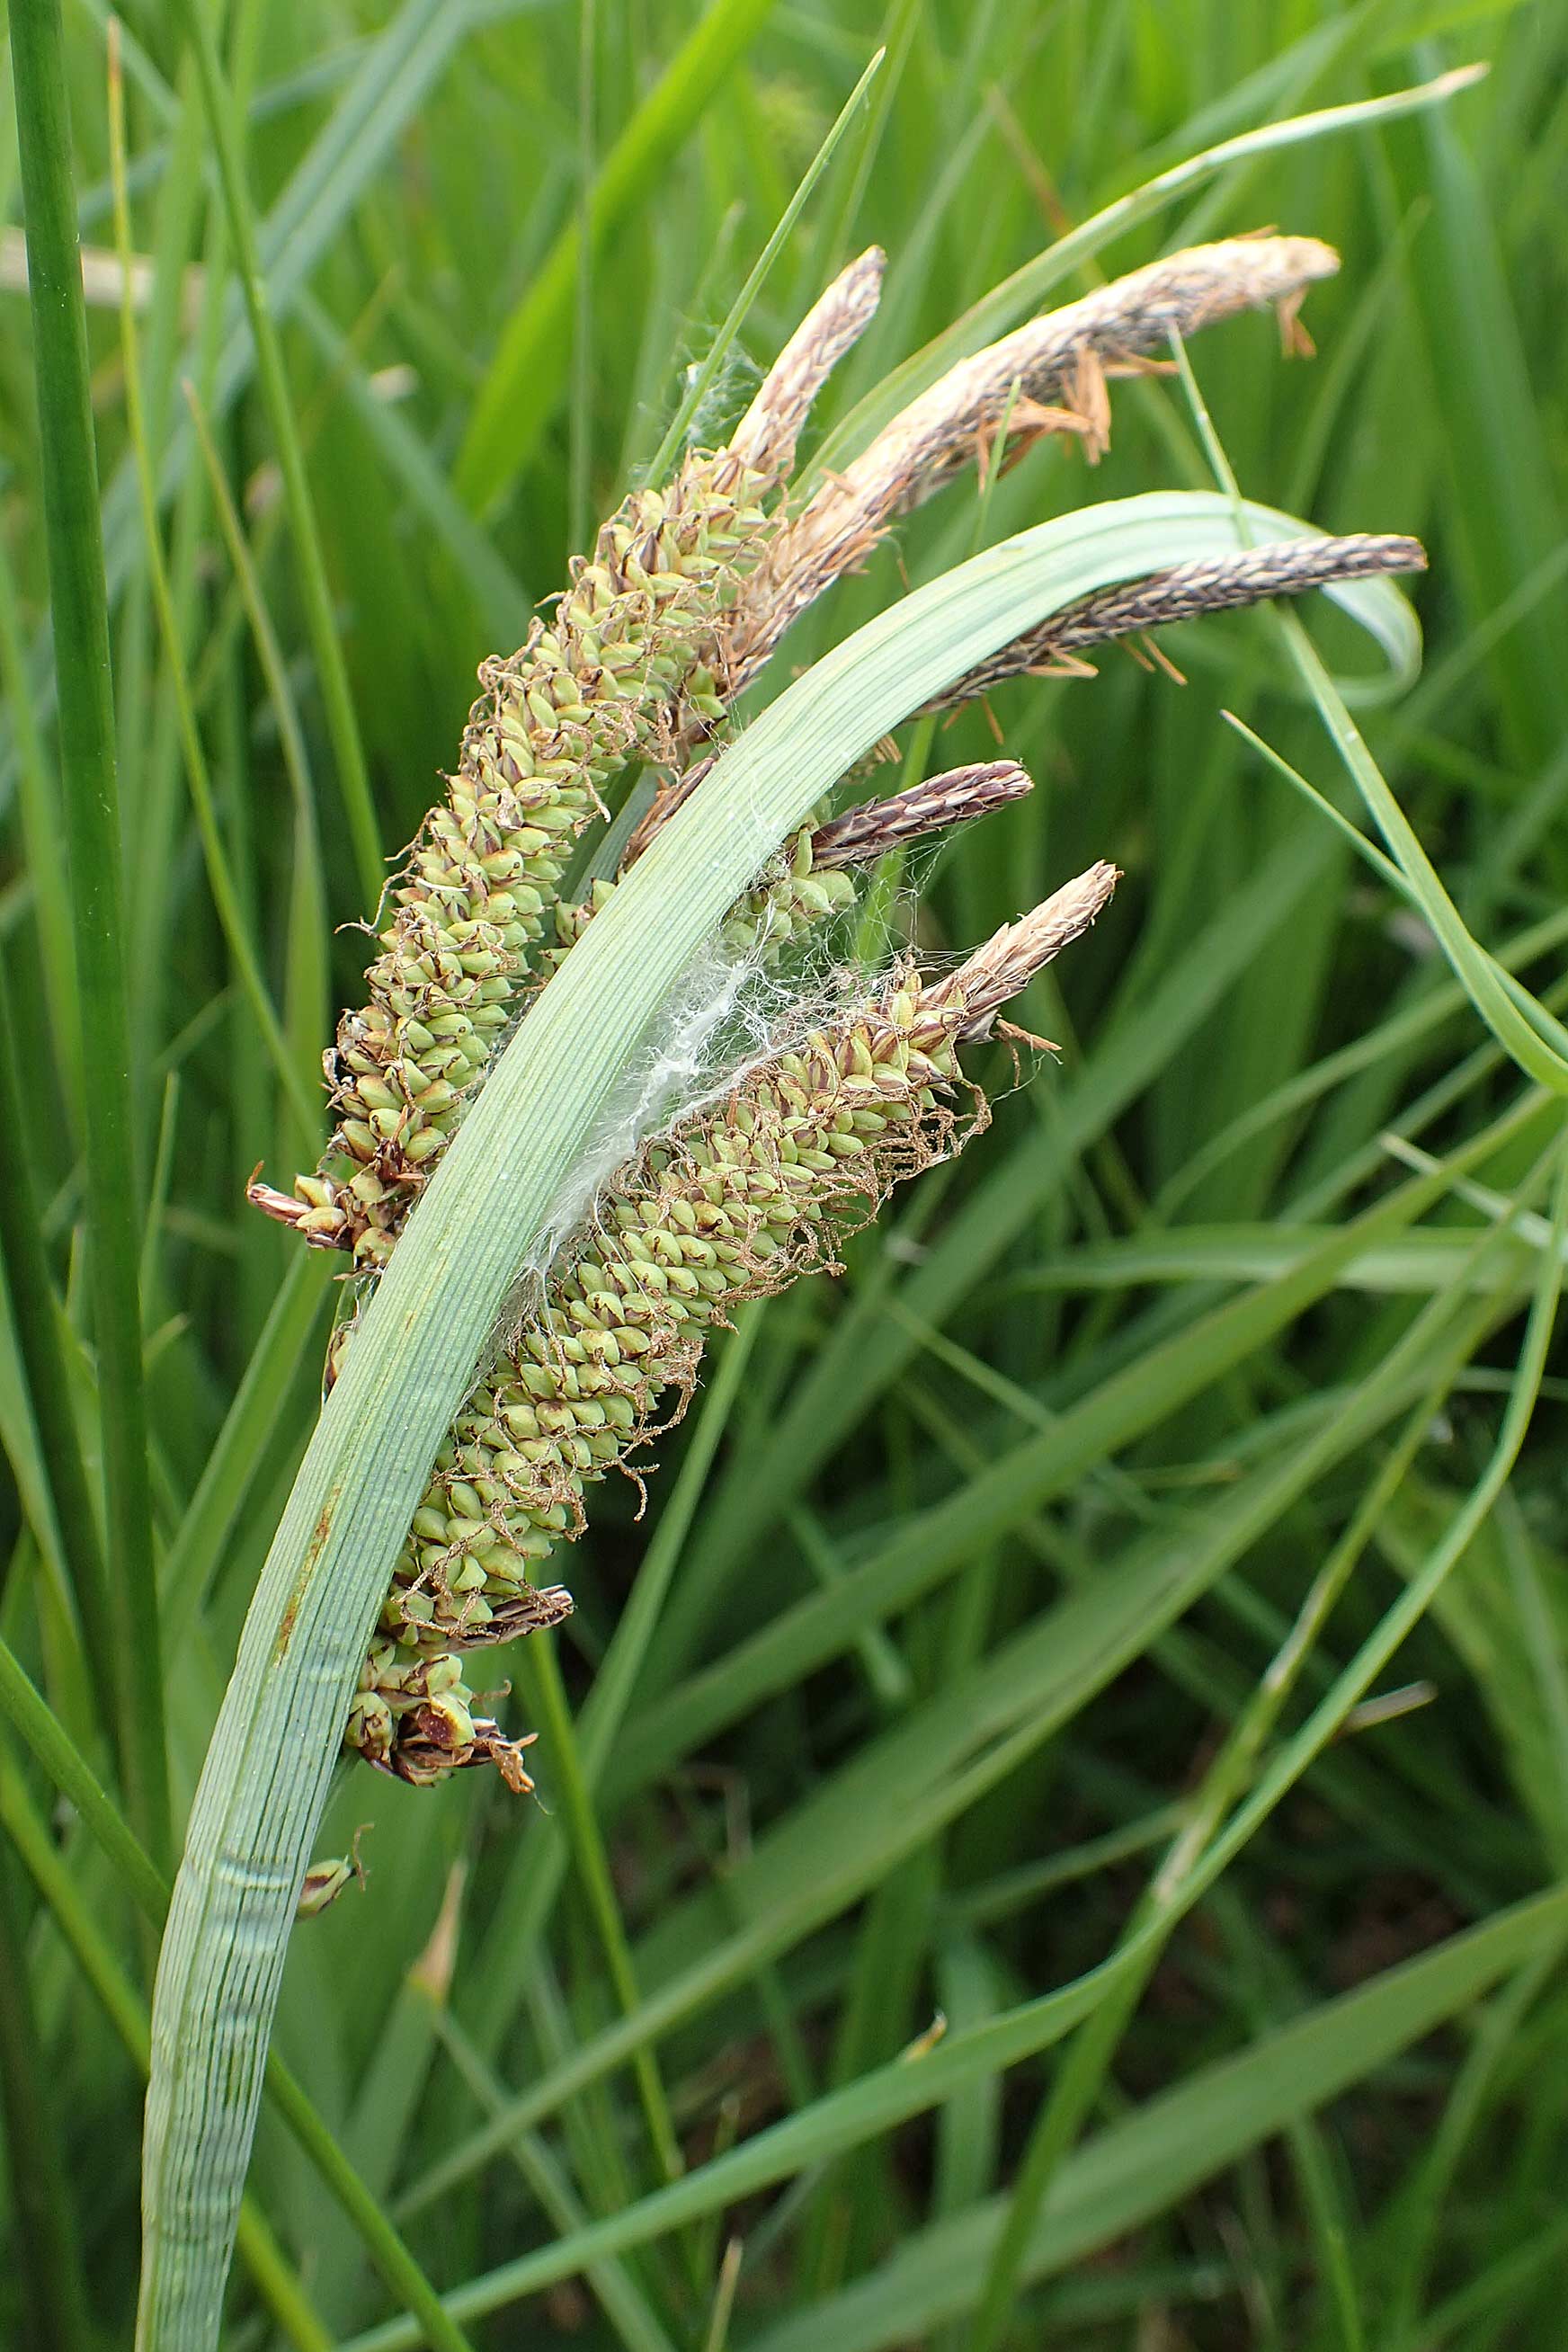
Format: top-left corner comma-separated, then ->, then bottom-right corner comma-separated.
621,236 -> 1345,869
732,236 -> 1344,684
916,534 -> 1429,714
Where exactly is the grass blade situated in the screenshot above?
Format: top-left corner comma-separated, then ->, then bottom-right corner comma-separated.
342,1150 -> 1564,2346
12,0 -> 168,1867
737,1884 -> 1568,2352
609,1132 -> 1521,1797
0,531 -> 80,1116
160,1249 -> 333,1644
107,31 -> 321,1146
639,42 -> 886,487
400,1109 -> 1519,2219
348,1870 -> 1568,2348
456,0 -> 781,511
0,1839 -> 92,2352
0,962 -> 110,1710
173,0 -> 383,909
803,64 -> 1487,488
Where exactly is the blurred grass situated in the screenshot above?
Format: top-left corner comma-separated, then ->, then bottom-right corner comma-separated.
4,2 -> 1568,2348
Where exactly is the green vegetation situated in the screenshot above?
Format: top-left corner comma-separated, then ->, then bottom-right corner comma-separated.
4,4 -> 1567,2348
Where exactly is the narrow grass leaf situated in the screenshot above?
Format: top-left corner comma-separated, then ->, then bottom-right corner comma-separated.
174,0 -> 383,907
641,42 -> 886,486
0,1840 -> 92,2352
804,66 -> 1486,488
402,1248 -> 1491,2221
739,1884 -> 1568,2352
12,0 -> 168,1866
0,966 -> 110,1710
456,0 -> 780,510
352,1185 -> 1558,2346
107,32 -> 321,1144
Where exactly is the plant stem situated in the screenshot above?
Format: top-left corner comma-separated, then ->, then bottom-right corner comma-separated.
106,29 -> 321,1146
967,1370 -> 1453,2348
0,533 -> 80,1119
523,1633 -> 688,2189
457,0 -> 780,509
12,0 -> 169,1872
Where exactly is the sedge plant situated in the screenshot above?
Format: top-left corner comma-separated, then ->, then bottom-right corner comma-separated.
1,13 -> 1564,2352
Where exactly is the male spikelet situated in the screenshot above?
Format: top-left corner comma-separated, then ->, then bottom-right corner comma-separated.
255,253 -> 886,1270
732,236 -> 1344,685
548,760 -> 1035,968
620,236 -> 1348,864
915,535 -> 1428,712
345,857 -> 1118,1789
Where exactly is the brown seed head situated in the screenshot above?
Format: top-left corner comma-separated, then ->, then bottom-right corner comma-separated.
919,533 -> 1429,716
809,760 -> 1033,869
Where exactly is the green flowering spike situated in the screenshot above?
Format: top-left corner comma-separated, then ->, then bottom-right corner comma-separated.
346,860 -> 1119,1788
718,824 -> 860,956
262,448 -> 778,1270
546,814 -> 858,973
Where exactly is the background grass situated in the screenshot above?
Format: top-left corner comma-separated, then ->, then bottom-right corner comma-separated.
4,1 -> 1568,2346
